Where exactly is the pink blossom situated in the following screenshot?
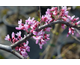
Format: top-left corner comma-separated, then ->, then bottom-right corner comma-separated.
61,24 -> 66,29
15,46 -> 19,51
51,7 -> 55,11
5,34 -> 11,41
67,27 -> 74,37
16,31 -> 22,39
39,42 -> 43,49
31,22 -> 39,30
41,38 -> 46,44
41,15 -> 48,22
33,31 -> 38,35
41,14 -> 52,23
53,11 -> 57,16
20,49 -> 28,58
26,17 -> 35,25
75,21 -> 80,25
44,27 -> 51,32
16,24 -> 25,30
18,19 -> 22,25
37,30 -> 45,36
33,36 -> 42,44
24,41 -> 30,52
46,8 -> 51,15
12,32 -> 15,39
62,17 -> 70,22
5,6 -> 80,57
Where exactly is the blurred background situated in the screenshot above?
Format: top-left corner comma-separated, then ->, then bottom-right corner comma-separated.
0,6 -> 80,59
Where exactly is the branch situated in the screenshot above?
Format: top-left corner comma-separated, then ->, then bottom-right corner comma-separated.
0,44 -> 24,59
71,35 -> 80,42
11,50 -> 25,59
0,44 -> 12,52
11,20 -> 80,49
11,33 -> 33,49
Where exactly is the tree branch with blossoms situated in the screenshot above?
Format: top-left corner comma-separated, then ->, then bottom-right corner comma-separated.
11,20 -> 80,48
0,6 -> 80,59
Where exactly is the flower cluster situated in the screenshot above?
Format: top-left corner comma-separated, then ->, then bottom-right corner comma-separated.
5,6 -> 80,58
16,6 -> 80,49
5,31 -> 30,58
16,16 -> 51,49
43,6 -> 80,36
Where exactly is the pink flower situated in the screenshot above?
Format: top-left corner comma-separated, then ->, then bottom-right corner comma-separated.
62,17 -> 70,22
62,6 -> 67,11
67,15 -> 79,22
33,36 -> 42,44
71,15 -> 75,20
23,41 -> 30,52
41,14 -> 52,23
18,41 -> 30,58
20,49 -> 28,58
53,11 -> 57,15
5,34 -> 11,41
67,27 -> 74,37
16,24 -> 25,30
16,31 -> 21,36
75,21 -> 80,25
12,32 -> 15,39
33,31 -> 38,35
61,24 -> 66,29
31,22 -> 39,30
46,8 -> 51,15
44,27 -> 51,32
44,34 -> 50,41
41,38 -> 46,44
24,24 -> 30,29
41,15 -> 48,22
18,19 -> 22,25
60,6 -> 69,16
51,7 -> 55,11
37,31 -> 44,36
26,17 -> 35,25
39,42 -> 43,49
16,31 -> 22,39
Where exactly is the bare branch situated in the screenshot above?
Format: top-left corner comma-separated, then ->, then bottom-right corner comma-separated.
0,44 -> 12,52
0,44 -> 24,59
11,50 -> 25,59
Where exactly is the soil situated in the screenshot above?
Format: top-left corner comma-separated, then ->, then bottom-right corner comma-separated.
61,43 -> 80,59
6,13 -> 26,26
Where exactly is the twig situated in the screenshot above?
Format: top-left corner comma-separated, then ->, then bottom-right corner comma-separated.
71,35 -> 80,42
75,29 -> 80,35
11,50 -> 24,59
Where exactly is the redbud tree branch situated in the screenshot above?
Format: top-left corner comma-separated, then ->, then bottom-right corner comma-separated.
0,44 -> 24,59
11,20 -> 80,49
0,20 -> 80,59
